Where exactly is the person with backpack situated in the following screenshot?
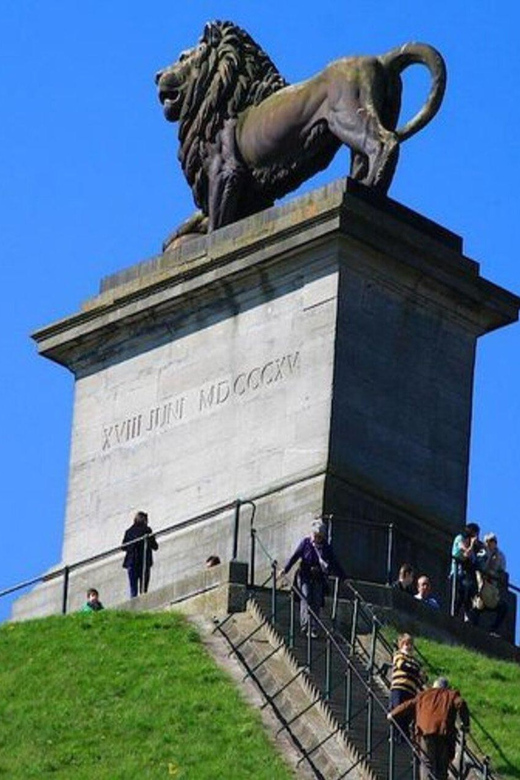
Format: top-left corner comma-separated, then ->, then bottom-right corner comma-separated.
472,533 -> 508,635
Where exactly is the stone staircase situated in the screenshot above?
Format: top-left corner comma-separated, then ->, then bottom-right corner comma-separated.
249,587 -> 417,780
122,564 -> 497,780
215,599 -> 377,780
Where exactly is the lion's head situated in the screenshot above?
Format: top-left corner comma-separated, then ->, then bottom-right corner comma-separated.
156,20 -> 287,212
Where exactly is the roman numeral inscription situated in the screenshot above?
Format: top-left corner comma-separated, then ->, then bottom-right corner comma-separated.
101,351 -> 300,452
199,352 -> 300,411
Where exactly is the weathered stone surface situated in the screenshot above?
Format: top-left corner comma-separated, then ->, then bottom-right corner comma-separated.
17,178 -> 519,620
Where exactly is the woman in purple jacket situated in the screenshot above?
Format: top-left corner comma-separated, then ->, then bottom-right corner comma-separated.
281,520 -> 345,637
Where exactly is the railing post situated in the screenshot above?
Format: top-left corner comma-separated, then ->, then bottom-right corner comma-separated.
249,527 -> 256,588
289,587 -> 295,648
450,567 -> 458,617
350,596 -> 359,655
306,620 -> 313,671
325,633 -> 332,700
458,728 -> 466,779
366,690 -> 373,757
386,523 -> 394,585
232,499 -> 241,560
331,575 -> 339,631
271,560 -> 277,623
368,615 -> 377,675
388,722 -> 395,780
61,566 -> 70,615
142,534 -> 149,594
344,666 -> 352,729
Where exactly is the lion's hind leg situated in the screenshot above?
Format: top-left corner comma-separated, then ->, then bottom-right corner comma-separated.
330,60 -> 399,194
350,151 -> 369,182
372,140 -> 399,193
355,100 -> 399,193
334,111 -> 397,193
366,132 -> 399,193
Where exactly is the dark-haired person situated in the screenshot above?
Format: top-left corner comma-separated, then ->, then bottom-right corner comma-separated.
450,523 -> 485,622
415,575 -> 440,609
121,511 -> 159,598
81,588 -> 104,612
392,564 -> 415,595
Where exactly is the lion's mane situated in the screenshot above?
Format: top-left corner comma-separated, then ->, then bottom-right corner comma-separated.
177,21 -> 288,213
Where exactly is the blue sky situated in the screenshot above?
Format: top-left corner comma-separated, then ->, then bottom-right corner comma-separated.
1,3 -> 519,628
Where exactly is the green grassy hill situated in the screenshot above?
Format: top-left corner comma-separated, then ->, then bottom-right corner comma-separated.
1,610 -> 519,779
0,611 -> 295,780
414,636 -> 520,779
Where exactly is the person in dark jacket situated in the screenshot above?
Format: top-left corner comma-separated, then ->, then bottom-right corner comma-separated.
121,511 -> 159,598
280,520 -> 345,638
392,563 -> 415,595
388,677 -> 470,780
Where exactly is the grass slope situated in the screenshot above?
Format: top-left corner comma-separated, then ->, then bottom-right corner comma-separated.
0,611 -> 295,779
415,637 -> 520,780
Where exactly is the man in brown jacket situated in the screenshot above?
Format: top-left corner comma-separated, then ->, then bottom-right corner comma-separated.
388,677 -> 470,780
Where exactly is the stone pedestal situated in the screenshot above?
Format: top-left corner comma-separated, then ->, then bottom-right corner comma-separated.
14,178 -> 519,619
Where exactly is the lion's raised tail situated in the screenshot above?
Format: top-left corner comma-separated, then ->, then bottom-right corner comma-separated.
380,42 -> 446,142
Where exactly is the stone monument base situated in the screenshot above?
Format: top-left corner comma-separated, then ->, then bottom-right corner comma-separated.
15,178 -> 519,623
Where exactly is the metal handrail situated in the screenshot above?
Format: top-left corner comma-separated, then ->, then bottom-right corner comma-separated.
250,524 -> 497,780
342,582 -> 498,779
0,498 -> 242,614
330,513 -> 519,608
250,527 -> 440,780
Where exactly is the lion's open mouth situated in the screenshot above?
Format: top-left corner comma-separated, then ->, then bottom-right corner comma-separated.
158,87 -> 182,120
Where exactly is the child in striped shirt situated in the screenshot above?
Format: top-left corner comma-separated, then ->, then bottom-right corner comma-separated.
390,633 -> 426,740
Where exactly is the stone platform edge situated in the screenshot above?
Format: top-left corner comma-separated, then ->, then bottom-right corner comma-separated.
31,177 -> 520,367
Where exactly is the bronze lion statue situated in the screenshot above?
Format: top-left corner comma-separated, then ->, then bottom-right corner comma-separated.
156,21 -> 446,241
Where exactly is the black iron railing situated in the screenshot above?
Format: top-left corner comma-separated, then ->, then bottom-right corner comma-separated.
247,523 -> 496,780
0,499 -> 241,614
2,482 -> 518,653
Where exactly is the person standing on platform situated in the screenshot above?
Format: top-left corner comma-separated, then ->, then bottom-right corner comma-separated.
474,532 -> 508,634
121,511 -> 159,598
415,575 -> 440,609
450,523 -> 484,622
483,533 -> 507,582
392,564 -> 415,595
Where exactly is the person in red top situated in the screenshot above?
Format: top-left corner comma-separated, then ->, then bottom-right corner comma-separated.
388,677 -> 470,780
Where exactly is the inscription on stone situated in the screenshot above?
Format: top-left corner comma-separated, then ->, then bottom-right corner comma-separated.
199,352 -> 300,412
101,351 -> 300,452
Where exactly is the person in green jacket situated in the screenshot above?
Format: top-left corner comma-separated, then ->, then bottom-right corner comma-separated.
81,588 -> 104,612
